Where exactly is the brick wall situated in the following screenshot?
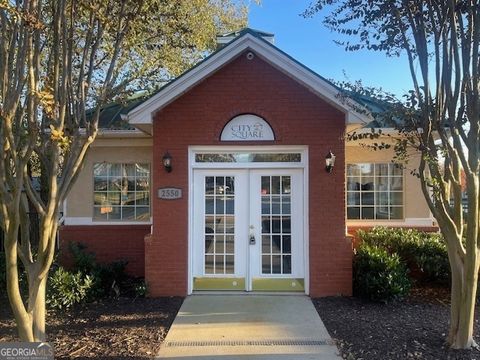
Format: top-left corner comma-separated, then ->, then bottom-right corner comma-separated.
147,51 -> 351,297
59,225 -> 149,277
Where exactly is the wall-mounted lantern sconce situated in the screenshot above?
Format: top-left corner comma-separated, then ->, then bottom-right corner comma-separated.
325,150 -> 336,173
162,151 -> 172,173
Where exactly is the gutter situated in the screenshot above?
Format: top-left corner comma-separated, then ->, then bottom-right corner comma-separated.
75,128 -> 151,138
96,129 -> 151,138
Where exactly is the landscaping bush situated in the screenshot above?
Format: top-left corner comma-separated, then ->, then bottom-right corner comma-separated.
47,267 -> 93,309
134,279 -> 148,298
68,242 -> 97,274
358,227 -> 450,284
414,236 -> 450,283
69,242 -> 129,299
353,243 -> 411,302
357,227 -> 413,253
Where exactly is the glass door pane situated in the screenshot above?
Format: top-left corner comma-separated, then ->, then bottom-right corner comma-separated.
260,175 -> 292,274
204,176 -> 235,274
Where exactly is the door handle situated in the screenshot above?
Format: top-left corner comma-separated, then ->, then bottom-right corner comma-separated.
249,234 -> 256,245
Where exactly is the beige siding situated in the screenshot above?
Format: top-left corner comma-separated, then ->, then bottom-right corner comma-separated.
346,142 -> 433,225
65,137 -> 152,218
65,132 -> 433,226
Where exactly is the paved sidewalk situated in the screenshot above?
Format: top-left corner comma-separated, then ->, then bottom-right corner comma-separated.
157,295 -> 341,359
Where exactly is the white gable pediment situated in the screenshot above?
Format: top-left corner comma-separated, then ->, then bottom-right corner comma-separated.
125,32 -> 370,130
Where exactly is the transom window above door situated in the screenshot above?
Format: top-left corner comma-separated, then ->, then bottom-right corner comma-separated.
195,153 -> 301,163
191,147 -> 307,169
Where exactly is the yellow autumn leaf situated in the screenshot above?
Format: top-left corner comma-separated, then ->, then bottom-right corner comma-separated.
49,125 -> 63,141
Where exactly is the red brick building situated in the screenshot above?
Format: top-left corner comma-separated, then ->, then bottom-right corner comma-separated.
59,29 -> 435,297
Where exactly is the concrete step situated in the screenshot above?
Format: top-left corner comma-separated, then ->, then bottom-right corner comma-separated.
156,295 -> 341,360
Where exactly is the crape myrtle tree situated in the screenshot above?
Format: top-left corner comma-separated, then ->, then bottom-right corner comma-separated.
0,0 -> 246,341
304,0 -> 479,349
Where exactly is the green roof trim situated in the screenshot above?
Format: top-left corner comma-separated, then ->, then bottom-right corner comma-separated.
346,92 -> 406,128
86,95 -> 149,130
217,27 -> 275,38
95,27 -> 397,130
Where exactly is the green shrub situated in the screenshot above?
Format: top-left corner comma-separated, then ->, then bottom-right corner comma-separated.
358,227 -> 450,284
69,242 -> 129,299
353,243 -> 411,302
134,279 -> 148,298
414,235 -> 450,283
92,260 -> 128,298
47,267 -> 93,310
68,243 -> 97,274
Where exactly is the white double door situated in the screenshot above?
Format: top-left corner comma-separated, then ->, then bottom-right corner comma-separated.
192,168 -> 304,291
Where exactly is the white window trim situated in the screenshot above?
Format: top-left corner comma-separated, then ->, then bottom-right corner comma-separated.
346,162 -> 405,221
92,162 -> 151,223
191,145 -> 307,169
347,218 -> 437,227
63,217 -> 152,226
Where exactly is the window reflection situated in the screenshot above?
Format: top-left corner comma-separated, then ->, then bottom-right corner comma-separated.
195,153 -> 301,163
204,176 -> 235,275
346,163 -> 404,220
261,176 -> 292,275
93,163 -> 150,221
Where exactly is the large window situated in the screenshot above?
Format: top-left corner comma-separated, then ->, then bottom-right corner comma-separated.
347,163 -> 403,220
93,163 -> 150,221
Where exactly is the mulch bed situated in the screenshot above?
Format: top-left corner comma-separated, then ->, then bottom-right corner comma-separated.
0,296 -> 183,359
314,287 -> 480,360
3,287 -> 480,359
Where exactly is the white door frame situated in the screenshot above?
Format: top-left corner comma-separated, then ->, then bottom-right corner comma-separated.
188,145 -> 309,294
248,168 -> 304,290
191,169 -> 249,285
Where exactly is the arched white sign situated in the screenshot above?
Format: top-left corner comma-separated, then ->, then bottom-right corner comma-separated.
220,114 -> 275,141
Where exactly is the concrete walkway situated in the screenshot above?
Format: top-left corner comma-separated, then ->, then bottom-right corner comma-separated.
157,295 -> 340,359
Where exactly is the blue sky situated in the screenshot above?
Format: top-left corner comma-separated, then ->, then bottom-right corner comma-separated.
248,0 -> 414,96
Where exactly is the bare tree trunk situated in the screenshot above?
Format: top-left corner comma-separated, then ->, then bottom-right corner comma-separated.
5,227 -> 34,342
26,220 -> 57,342
31,276 -> 47,342
6,207 -> 54,342
449,264 -> 462,344
8,242 -> 52,341
449,274 -> 478,348
447,233 -> 479,349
